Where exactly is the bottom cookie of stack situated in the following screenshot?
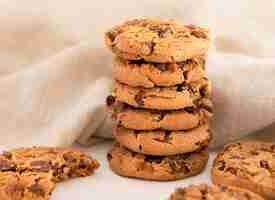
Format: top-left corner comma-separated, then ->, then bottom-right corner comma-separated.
107,143 -> 209,181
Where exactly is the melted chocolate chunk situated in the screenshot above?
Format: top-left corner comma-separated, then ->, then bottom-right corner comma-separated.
0,159 -> 16,171
144,155 -> 163,164
107,153 -> 113,161
2,151 -> 12,159
184,107 -> 195,113
30,161 -> 51,172
134,94 -> 144,106
154,63 -> 168,71
217,160 -> 226,171
260,160 -> 270,169
146,41 -> 156,54
128,59 -> 146,65
106,95 -> 116,106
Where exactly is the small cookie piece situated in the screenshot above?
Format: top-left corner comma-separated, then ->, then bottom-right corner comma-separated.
169,184 -> 264,200
212,141 -> 275,199
107,143 -> 209,181
112,78 -> 211,110
113,56 -> 205,88
113,124 -> 211,156
108,98 -> 213,130
0,147 -> 100,182
0,172 -> 55,200
105,18 -> 210,63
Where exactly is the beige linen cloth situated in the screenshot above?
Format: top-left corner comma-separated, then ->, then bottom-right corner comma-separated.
0,0 -> 274,149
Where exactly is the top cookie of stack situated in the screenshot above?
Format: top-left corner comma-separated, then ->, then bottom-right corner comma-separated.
105,18 -> 212,181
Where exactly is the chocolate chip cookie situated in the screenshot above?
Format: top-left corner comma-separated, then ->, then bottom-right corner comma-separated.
169,184 -> 264,200
105,18 -> 210,63
107,143 -> 209,181
113,56 -> 205,88
212,141 -> 275,199
107,98 -> 212,130
112,78 -> 211,110
0,147 -> 100,182
0,172 -> 55,200
113,124 -> 211,156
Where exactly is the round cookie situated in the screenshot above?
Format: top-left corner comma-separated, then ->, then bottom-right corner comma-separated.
212,141 -> 275,199
112,78 -> 211,110
169,184 -> 264,200
0,172 -> 55,200
113,56 -> 206,88
0,147 -> 100,182
113,124 -> 211,156
105,18 -> 210,63
107,98 -> 213,130
107,143 -> 209,181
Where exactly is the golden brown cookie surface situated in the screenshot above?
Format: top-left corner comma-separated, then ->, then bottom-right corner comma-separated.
107,98 -> 212,130
169,184 -> 264,200
112,78 -> 211,110
212,141 -> 275,199
0,172 -> 55,200
113,124 -> 211,156
107,143 -> 209,181
113,56 -> 206,88
0,147 -> 100,182
105,18 -> 210,63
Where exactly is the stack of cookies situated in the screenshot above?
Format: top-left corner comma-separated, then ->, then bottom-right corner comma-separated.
105,18 -> 213,181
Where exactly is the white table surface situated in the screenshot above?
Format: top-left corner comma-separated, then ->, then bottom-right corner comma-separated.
50,141 -> 215,200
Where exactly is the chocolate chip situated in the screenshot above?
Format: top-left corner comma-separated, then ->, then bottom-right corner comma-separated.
0,160 -> 16,171
134,94 -> 144,106
153,111 -> 166,122
154,63 -> 168,71
106,31 -> 116,42
139,145 -> 142,151
79,159 -> 88,169
146,41 -> 155,54
250,151 -> 259,156
2,151 -> 12,159
164,131 -> 171,143
128,59 -> 145,65
63,153 -> 77,163
176,84 -> 188,92
107,153 -> 113,161
217,160 -> 226,171
29,182 -> 46,197
167,158 -> 190,173
226,167 -> 237,175
106,95 -> 116,106
30,160 -> 51,172
184,107 -> 195,113
260,160 -> 269,169
145,155 -> 162,164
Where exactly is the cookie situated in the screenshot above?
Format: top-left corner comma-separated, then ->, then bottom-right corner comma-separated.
112,78 -> 211,110
169,184 -> 264,200
212,141 -> 275,199
0,147 -> 100,182
0,172 -> 55,200
107,98 -> 213,130
105,18 -> 210,63
113,56 -> 205,88
113,124 -> 211,156
107,143 -> 209,181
